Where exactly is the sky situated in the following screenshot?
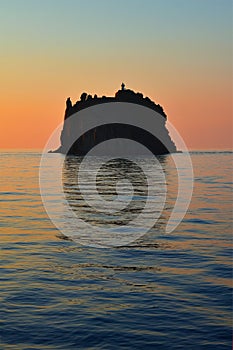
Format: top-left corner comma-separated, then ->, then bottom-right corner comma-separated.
0,0 -> 232,150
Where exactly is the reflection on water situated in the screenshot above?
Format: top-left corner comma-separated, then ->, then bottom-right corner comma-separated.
0,151 -> 232,349
63,157 -> 148,226
63,156 -> 168,230
60,154 -> 168,247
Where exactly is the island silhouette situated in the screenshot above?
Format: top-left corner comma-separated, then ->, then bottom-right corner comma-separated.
54,84 -> 177,155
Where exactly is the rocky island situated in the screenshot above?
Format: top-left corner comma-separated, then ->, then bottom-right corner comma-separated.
55,84 -> 177,155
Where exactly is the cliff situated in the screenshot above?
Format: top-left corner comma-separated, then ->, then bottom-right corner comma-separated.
55,84 -> 177,155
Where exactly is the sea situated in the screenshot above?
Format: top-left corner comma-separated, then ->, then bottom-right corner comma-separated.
0,150 -> 232,350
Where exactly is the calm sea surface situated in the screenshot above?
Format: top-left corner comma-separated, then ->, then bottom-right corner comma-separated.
0,151 -> 232,349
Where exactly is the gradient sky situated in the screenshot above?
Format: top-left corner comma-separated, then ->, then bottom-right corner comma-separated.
0,0 -> 232,149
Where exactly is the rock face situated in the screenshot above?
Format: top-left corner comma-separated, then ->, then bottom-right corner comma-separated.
56,85 -> 177,155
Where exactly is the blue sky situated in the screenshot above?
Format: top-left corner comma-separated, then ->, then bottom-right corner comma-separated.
0,0 -> 232,149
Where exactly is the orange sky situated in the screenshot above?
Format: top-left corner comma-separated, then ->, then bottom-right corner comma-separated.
0,1 -> 232,150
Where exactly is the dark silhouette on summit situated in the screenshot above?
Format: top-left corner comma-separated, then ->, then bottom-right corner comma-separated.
55,84 -> 177,155
64,83 -> 167,120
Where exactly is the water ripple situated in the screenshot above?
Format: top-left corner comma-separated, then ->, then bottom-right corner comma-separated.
0,151 -> 232,349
